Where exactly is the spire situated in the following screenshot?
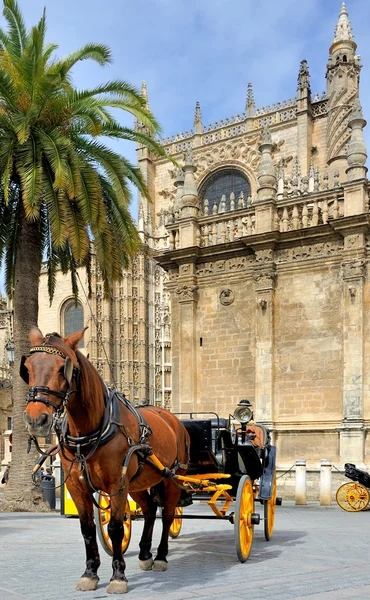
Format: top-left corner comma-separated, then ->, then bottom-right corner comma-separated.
333,3 -> 353,43
135,81 -> 151,136
141,80 -> 150,110
297,59 -> 311,95
193,101 -> 202,134
246,82 -> 255,117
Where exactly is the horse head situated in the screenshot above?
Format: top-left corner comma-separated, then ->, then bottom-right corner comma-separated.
22,326 -> 86,437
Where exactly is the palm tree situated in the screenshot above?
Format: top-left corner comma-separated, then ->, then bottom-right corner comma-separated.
0,0 -> 167,510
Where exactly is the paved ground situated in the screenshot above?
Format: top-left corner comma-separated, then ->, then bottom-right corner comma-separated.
0,501 -> 369,600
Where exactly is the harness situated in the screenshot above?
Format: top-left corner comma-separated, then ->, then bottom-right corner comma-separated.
24,342 -> 179,508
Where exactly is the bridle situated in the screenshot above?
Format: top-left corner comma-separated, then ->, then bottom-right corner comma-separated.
21,344 -> 80,419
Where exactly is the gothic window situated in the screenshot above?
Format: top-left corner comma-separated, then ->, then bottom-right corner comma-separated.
61,299 -> 84,347
199,168 -> 251,213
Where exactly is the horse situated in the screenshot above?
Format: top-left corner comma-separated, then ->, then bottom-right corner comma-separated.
22,326 -> 190,595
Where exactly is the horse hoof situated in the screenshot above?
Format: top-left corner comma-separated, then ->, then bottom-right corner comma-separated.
153,560 -> 168,572
107,580 -> 128,594
76,577 -> 99,591
139,558 -> 154,571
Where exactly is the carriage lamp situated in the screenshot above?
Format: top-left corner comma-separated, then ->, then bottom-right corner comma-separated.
233,399 -> 253,424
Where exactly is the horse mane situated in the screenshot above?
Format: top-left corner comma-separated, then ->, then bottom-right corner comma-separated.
42,333 -> 106,413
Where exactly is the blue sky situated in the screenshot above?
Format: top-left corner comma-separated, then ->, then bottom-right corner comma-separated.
0,0 -> 370,294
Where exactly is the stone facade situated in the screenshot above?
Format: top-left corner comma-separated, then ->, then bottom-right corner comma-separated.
150,2 -> 370,469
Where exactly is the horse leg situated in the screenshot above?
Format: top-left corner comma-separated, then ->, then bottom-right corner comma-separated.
73,491 -> 101,592
130,490 -> 157,571
106,492 -> 129,595
153,481 -> 181,571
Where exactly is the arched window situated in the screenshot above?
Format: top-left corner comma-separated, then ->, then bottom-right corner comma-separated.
61,300 -> 84,348
343,55 -> 347,63
199,168 -> 251,214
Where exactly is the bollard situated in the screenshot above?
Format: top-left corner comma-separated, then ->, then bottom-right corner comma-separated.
320,459 -> 332,506
295,459 -> 307,505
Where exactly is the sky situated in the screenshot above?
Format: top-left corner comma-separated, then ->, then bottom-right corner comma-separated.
1,0 -> 370,294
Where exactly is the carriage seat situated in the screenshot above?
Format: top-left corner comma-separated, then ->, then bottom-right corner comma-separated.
237,423 -> 271,449
181,418 -> 223,473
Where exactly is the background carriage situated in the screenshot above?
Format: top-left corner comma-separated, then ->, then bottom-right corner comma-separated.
95,400 -> 282,563
336,463 -> 370,512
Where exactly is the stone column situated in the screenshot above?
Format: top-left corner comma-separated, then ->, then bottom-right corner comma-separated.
175,266 -> 198,413
343,100 -> 368,217
340,250 -> 366,466
253,248 -> 276,428
255,127 -> 277,234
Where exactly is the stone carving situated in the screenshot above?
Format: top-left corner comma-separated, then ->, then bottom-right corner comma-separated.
342,259 -> 366,281
276,241 -> 343,263
255,249 -> 274,263
194,135 -> 261,180
220,289 -> 235,306
253,269 -> 277,291
179,264 -> 191,275
175,284 -> 198,302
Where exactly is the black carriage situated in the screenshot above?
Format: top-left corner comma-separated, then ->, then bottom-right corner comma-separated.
95,399 -> 281,562
336,463 -> 370,512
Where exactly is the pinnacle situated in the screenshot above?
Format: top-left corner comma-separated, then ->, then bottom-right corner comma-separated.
246,82 -> 255,116
333,0 -> 353,42
193,101 -> 202,133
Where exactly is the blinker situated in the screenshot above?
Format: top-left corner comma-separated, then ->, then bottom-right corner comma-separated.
20,355 -> 29,384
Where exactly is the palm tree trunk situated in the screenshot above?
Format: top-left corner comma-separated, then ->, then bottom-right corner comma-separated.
1,202 -> 48,511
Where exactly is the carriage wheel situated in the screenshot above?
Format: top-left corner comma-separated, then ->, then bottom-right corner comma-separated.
94,492 -> 132,556
336,482 -> 370,512
169,506 -> 183,538
264,471 -> 277,541
234,475 -> 254,562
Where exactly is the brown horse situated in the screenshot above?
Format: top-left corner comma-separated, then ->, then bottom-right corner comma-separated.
22,327 -> 190,595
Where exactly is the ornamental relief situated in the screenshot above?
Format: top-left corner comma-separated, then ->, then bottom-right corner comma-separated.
276,241 -> 343,263
254,269 -> 277,291
342,259 -> 366,281
175,284 -> 198,302
327,88 -> 357,162
193,135 -> 261,182
196,255 -> 254,277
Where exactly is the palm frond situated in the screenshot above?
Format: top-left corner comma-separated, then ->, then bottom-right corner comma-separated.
2,0 -> 28,58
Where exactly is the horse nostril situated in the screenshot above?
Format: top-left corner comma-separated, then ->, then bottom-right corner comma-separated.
23,411 -> 32,425
37,413 -> 49,427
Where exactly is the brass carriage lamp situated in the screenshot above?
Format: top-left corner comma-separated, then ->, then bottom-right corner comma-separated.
233,399 -> 253,444
233,399 -> 253,424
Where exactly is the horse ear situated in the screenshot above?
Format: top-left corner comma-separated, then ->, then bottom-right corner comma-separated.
64,326 -> 88,351
64,357 -> 74,385
19,356 -> 29,384
29,326 -> 44,346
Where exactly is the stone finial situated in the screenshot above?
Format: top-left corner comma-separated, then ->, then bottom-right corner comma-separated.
297,59 -> 311,95
194,101 -> 203,134
261,126 -> 272,145
135,81 -> 151,135
173,168 -> 185,218
257,126 -> 276,196
333,2 -> 353,43
181,149 -> 200,214
246,82 -> 255,117
346,99 -> 367,173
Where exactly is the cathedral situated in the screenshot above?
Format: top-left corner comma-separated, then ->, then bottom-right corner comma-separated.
1,2 -> 370,478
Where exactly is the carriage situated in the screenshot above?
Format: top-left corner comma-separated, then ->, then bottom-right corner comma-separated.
336,463 -> 370,512
94,400 -> 282,563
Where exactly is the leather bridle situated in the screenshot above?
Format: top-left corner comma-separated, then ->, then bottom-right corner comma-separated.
22,345 -> 80,418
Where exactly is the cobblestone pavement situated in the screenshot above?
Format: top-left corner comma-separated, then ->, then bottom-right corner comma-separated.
0,501 -> 369,600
